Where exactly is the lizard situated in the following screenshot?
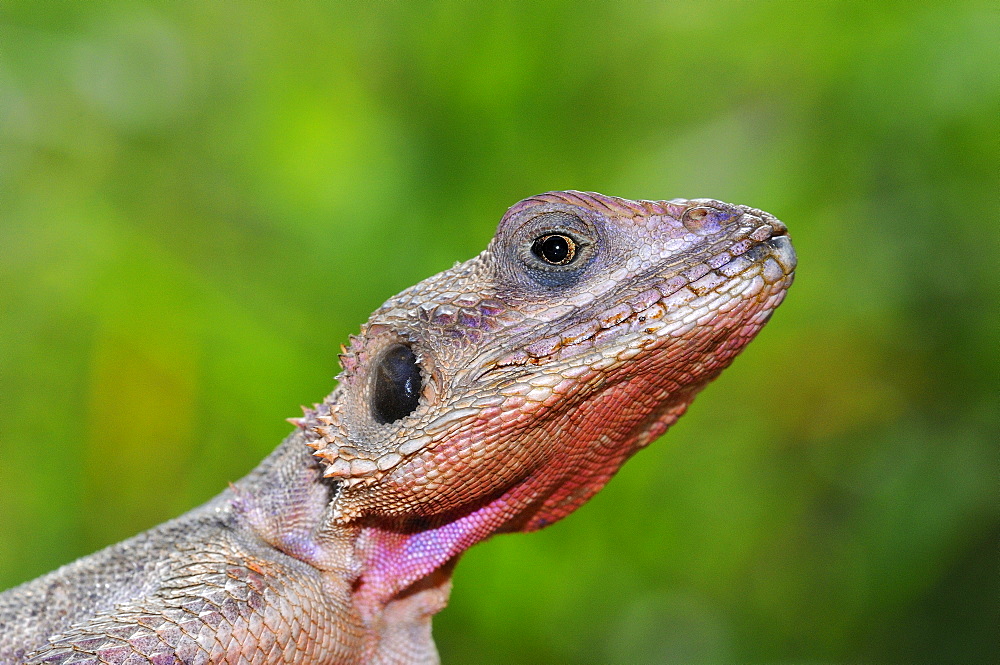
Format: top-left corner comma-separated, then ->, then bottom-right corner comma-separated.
0,190 -> 796,664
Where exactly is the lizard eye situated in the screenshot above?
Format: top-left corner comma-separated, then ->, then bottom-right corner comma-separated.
531,234 -> 577,265
371,344 -> 422,424
508,211 -> 597,288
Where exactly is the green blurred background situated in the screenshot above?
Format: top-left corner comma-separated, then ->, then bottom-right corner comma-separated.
1,1 -> 996,663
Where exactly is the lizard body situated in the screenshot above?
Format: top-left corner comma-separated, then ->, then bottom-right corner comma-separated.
0,191 -> 796,664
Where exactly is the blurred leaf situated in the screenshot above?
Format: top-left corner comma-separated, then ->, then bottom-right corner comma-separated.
0,1 -> 995,663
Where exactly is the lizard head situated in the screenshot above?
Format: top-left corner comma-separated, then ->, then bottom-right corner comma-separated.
303,191 -> 795,530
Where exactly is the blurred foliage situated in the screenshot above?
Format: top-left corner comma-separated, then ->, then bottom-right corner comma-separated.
0,1 -> 996,663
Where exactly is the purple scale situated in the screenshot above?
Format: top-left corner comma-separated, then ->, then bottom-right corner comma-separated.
432,305 -> 457,325
457,308 -> 482,328
478,299 -> 505,316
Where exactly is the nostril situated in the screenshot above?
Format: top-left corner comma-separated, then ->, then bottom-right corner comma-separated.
681,204 -> 731,236
685,207 -> 709,223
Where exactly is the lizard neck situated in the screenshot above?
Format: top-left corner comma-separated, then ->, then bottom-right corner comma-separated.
225,373 -> 699,659
228,432 -> 463,650
230,371 -> 700,633
227,429 -> 525,627
228,433 -> 360,576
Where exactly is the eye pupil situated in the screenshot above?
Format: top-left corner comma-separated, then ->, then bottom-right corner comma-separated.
371,344 -> 422,424
532,234 -> 576,265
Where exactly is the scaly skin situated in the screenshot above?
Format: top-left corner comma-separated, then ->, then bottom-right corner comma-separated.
0,191 -> 796,664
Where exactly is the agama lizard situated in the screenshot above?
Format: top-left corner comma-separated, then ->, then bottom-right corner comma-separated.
0,191 -> 796,664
